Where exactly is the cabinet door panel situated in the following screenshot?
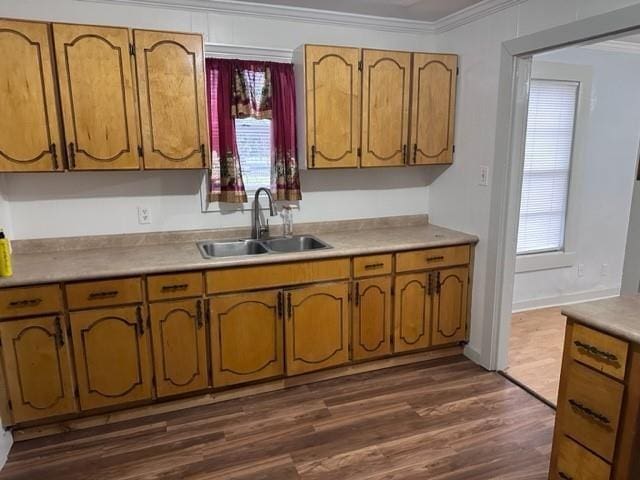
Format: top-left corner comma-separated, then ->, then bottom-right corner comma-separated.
286,282 -> 350,375
70,306 -> 152,410
0,316 -> 76,422
150,299 -> 208,397
432,267 -> 468,345
305,45 -> 360,168
210,290 -> 283,387
53,23 -> 140,170
410,53 -> 457,165
0,19 -> 62,172
394,273 -> 433,353
134,30 -> 209,169
352,277 -> 392,360
361,49 -> 411,167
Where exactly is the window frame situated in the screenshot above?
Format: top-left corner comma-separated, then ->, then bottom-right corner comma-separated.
515,60 -> 593,273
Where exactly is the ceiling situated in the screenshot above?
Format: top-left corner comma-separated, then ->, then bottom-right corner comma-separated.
237,0 -> 488,22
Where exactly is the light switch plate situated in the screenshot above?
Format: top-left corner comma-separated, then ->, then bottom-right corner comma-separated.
137,206 -> 152,225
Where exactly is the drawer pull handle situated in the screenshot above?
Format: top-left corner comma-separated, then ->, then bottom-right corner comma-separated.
426,255 -> 445,262
161,284 -> 189,292
88,290 -> 119,300
8,298 -> 42,308
558,472 -> 573,480
54,316 -> 64,347
364,263 -> 385,270
136,305 -> 145,335
568,399 -> 610,425
573,340 -> 618,362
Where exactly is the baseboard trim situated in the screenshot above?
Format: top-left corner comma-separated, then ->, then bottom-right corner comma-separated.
512,287 -> 620,313
463,344 -> 484,367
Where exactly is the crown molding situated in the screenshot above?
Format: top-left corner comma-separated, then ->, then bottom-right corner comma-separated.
580,39 -> 640,55
205,43 -> 292,61
77,0 -> 526,35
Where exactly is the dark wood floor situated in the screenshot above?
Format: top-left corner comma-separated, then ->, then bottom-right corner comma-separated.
1,356 -> 555,480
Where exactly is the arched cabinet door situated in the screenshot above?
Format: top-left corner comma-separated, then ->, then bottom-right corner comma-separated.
210,290 -> 283,387
133,30 -> 209,169
53,23 -> 140,170
304,45 -> 360,169
0,19 -> 63,172
150,299 -> 209,397
352,276 -> 392,360
0,316 -> 76,422
361,49 -> 411,167
285,282 -> 350,375
70,306 -> 152,410
394,273 -> 434,353
409,53 -> 457,165
432,267 -> 469,345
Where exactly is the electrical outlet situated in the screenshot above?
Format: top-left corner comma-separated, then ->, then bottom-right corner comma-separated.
137,206 -> 152,225
479,166 -> 489,186
577,263 -> 585,277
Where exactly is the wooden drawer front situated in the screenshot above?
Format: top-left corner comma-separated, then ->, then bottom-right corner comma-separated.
66,278 -> 142,310
206,259 -> 350,295
553,435 -> 611,480
561,361 -> 624,461
396,245 -> 470,273
0,285 -> 62,319
353,254 -> 392,278
147,272 -> 203,302
570,323 -> 628,381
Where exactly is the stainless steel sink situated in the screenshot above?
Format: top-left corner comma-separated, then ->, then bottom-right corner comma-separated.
262,235 -> 331,253
197,235 -> 332,258
197,239 -> 269,258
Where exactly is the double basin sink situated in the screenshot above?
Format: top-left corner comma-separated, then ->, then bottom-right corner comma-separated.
197,235 -> 332,258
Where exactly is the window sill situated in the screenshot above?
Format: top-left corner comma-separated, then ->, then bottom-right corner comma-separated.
515,251 -> 577,273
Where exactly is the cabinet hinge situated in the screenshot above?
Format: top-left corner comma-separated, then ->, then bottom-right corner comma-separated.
129,43 -> 136,56
75,387 -> 79,397
358,60 -> 363,71
452,145 -> 456,154
137,145 -> 143,158
7,400 -> 12,411
348,292 -> 352,303
357,147 -> 362,158
456,66 -> 459,76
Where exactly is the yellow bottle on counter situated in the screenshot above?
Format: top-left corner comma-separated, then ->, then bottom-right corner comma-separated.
0,230 -> 12,277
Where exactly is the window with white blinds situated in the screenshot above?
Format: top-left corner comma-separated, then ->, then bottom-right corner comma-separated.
517,79 -> 579,255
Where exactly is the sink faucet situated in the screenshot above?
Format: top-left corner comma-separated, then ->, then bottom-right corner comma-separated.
252,187 -> 278,240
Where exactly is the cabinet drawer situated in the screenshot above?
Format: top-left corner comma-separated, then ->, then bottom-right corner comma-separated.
147,272 -> 203,302
66,277 -> 142,310
353,254 -> 392,278
570,323 -> 628,381
553,435 -> 611,480
0,285 -> 62,319
560,361 -> 624,462
396,245 -> 470,273
206,258 -> 350,295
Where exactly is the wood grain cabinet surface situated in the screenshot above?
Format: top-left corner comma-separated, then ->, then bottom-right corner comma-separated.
53,23 -> 141,171
0,19 -> 63,172
394,273 -> 433,353
133,29 -> 209,170
352,276 -> 392,360
150,299 -> 209,397
210,290 -> 284,387
0,316 -> 76,422
432,266 -> 469,346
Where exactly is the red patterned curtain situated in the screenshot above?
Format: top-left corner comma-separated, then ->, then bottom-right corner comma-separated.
270,62 -> 301,201
232,61 -> 272,119
206,58 -> 247,203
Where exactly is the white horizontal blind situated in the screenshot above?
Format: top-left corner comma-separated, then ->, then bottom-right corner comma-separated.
235,71 -> 271,192
517,79 -> 579,255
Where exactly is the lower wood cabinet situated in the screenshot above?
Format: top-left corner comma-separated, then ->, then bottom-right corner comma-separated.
210,290 -> 284,387
149,299 -> 209,397
70,306 -> 153,410
552,435 -> 611,480
285,282 -> 350,375
0,316 -> 76,422
432,266 -> 469,346
394,273 -> 433,353
352,277 -> 392,360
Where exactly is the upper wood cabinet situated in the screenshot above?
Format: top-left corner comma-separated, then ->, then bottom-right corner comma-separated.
432,266 -> 468,346
70,305 -> 153,410
361,49 -> 411,168
285,282 -> 350,375
410,53 -> 458,165
0,315 -> 76,422
0,19 -> 63,172
299,45 -> 360,169
133,30 -> 209,170
53,23 -> 141,170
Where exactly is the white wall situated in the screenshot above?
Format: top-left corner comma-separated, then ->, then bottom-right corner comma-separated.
0,0 -> 435,240
511,47 -> 640,310
431,0 -> 640,365
622,175 -> 640,293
